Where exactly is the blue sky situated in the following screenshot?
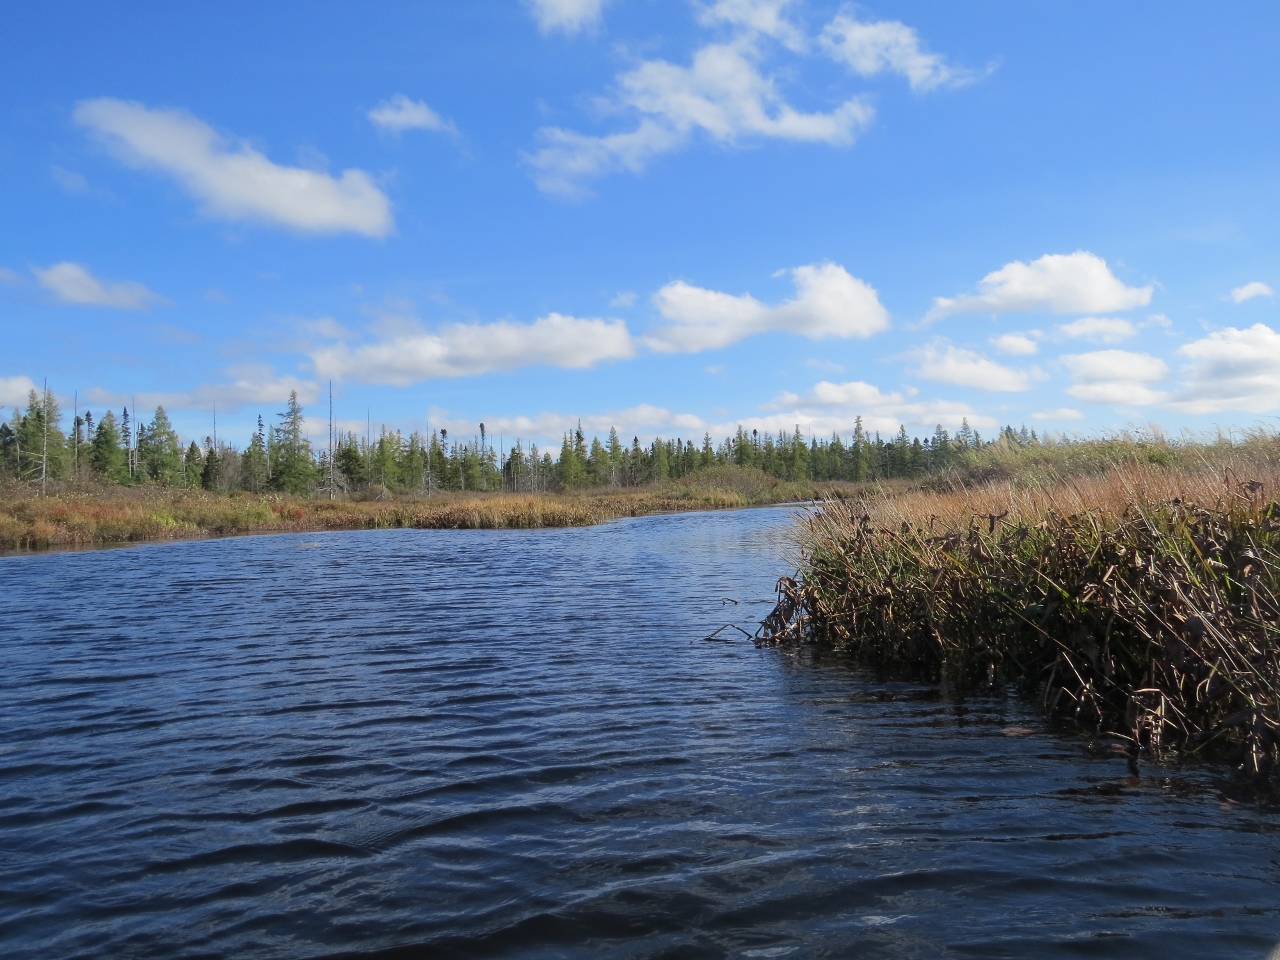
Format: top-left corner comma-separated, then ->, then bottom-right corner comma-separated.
3,0 -> 1279,448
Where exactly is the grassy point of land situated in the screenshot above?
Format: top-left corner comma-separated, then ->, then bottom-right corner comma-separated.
763,433 -> 1280,778
0,466 -> 846,553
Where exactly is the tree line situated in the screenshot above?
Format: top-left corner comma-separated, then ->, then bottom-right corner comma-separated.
1,386 -> 1039,495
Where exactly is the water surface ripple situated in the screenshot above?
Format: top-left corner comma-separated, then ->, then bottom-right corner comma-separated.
3,507 -> 1279,958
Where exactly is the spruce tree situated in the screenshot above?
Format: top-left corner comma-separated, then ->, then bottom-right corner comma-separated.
90,411 -> 128,482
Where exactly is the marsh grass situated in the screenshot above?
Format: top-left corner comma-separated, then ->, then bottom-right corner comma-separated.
768,453 -> 1280,776
0,467 -> 837,552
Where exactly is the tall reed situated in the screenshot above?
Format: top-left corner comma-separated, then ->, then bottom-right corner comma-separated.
768,461 -> 1280,775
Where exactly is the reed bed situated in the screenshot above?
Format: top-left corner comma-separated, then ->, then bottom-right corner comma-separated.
763,460 -> 1280,776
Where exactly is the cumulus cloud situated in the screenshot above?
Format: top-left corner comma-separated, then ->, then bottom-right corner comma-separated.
74,98 -> 393,237
310,313 -> 636,384
765,379 -> 996,434
85,366 -> 320,414
1056,316 -> 1136,344
1170,323 -> 1280,414
699,0 -> 806,50
368,95 -> 457,135
928,252 -> 1153,321
1031,407 -> 1084,421
990,332 -> 1039,355
1230,281 -> 1273,304
819,13 -> 971,91
0,375 -> 39,407
33,261 -> 168,310
909,340 -> 1031,391
645,262 -> 888,353
527,0 -> 609,34
455,402 -> 707,445
1062,349 -> 1168,405
528,42 -> 871,194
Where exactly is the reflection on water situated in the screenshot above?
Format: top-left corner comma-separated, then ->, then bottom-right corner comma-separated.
2,508 -> 1278,958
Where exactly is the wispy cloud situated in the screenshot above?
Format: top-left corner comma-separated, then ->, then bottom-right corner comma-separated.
819,13 -> 974,91
33,261 -> 169,310
1055,316 -> 1136,344
310,313 -> 636,385
928,251 -> 1153,321
528,41 -> 871,195
1031,407 -> 1084,421
368,95 -> 457,135
646,262 -> 888,353
526,0 -> 610,35
1229,281 -> 1273,304
75,98 -> 393,237
990,332 -> 1039,355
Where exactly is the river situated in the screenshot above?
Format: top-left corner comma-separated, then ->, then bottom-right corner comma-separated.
3,506 -> 1279,958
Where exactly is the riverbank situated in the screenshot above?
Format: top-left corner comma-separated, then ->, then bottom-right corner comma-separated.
766,448 -> 1280,776
0,466 -> 844,552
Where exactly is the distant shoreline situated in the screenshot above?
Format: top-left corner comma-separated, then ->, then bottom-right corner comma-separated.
0,467 -> 839,556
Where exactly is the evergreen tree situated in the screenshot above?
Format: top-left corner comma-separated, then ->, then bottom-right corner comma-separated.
139,406 -> 181,484
200,439 -> 220,491
240,422 -> 269,492
269,391 -> 317,494
90,411 -> 128,482
183,441 -> 203,487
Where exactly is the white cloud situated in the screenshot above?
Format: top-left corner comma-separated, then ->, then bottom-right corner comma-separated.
0,375 -> 39,407
0,267 -> 21,285
1062,349 -> 1168,405
1056,316 -> 1136,344
763,379 -> 996,434
1031,407 -> 1084,421
1230,281 -> 1273,304
928,251 -> 1153,321
32,261 -> 168,310
646,261 -> 888,353
1170,323 -> 1280,414
1143,313 -> 1173,329
437,403 -> 707,446
610,290 -> 637,307
74,98 -> 393,237
699,0 -> 806,50
52,166 -> 89,193
909,340 -> 1031,391
527,0 -> 609,34
368,95 -> 457,135
528,42 -> 872,194
85,366 -> 320,414
990,332 -> 1039,355
310,313 -> 636,384
820,13 -> 971,91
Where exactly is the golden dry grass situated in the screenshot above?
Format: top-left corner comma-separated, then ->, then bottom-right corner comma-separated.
0,468 -> 839,552
768,457 -> 1280,776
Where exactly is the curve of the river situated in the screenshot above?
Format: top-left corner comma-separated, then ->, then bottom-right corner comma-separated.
3,506 -> 1279,958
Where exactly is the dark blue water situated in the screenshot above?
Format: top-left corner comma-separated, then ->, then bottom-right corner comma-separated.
3,507 -> 1279,959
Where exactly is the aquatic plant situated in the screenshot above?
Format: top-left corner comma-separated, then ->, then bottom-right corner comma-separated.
763,461 -> 1280,776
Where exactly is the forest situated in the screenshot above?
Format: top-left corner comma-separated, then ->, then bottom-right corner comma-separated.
1,386 -> 1034,496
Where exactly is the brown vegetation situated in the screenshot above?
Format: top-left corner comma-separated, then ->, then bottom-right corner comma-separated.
0,466 -> 839,552
763,439 -> 1280,777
